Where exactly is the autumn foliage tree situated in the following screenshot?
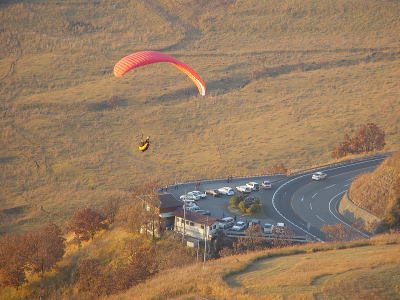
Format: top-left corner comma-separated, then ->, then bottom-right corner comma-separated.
0,224 -> 65,288
25,223 -> 65,274
331,123 -> 385,158
68,208 -> 107,241
0,234 -> 27,288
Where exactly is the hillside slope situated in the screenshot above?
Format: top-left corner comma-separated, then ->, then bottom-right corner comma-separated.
349,152 -> 400,219
108,234 -> 400,300
1,0 -> 400,232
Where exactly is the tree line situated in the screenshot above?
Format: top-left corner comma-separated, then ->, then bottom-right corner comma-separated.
0,185 -> 196,299
0,223 -> 65,288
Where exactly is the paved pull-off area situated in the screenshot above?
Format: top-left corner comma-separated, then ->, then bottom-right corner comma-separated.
167,156 -> 385,241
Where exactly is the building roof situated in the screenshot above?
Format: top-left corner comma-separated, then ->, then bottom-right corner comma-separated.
172,208 -> 218,226
158,193 -> 182,209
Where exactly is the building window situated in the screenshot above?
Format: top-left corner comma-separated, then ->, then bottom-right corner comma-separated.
186,220 -> 190,225
190,222 -> 194,226
201,225 -> 205,229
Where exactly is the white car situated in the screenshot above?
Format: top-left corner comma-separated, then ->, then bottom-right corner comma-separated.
181,198 -> 198,206
190,190 -> 206,199
312,172 -> 327,181
180,193 -> 200,201
263,223 -> 274,233
231,221 -> 247,231
218,187 -> 234,196
185,204 -> 200,211
246,182 -> 260,191
236,185 -> 252,193
261,180 -> 272,189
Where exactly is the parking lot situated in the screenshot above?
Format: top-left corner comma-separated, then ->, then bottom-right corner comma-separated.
165,174 -> 287,232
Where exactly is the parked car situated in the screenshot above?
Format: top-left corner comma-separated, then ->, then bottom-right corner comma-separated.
205,189 -> 220,197
261,180 -> 272,189
195,209 -> 211,216
236,185 -> 252,193
185,205 -> 200,212
249,219 -> 260,227
181,198 -> 198,206
218,217 -> 235,229
190,190 -> 207,199
246,182 -> 260,191
312,172 -> 327,181
184,192 -> 201,201
218,187 -> 234,196
263,223 -> 274,233
231,221 -> 247,231
180,194 -> 198,201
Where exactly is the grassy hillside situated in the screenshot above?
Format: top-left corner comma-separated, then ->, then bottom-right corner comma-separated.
108,233 -> 400,300
1,0 -> 400,232
349,152 -> 400,219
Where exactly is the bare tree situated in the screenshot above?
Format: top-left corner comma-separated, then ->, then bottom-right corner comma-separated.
100,197 -> 120,225
116,202 -> 147,234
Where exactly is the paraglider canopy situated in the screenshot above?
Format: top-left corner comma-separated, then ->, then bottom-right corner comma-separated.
114,51 -> 206,96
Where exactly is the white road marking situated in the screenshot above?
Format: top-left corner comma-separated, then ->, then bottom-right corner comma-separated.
328,191 -> 369,238
324,184 -> 336,190
309,202 -> 313,210
312,192 -> 318,198
346,178 -> 354,182
344,184 -> 350,187
316,215 -> 326,223
300,196 -> 304,202
272,157 -> 383,242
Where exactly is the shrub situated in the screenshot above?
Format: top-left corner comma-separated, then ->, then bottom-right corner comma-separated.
238,201 -> 247,212
247,203 -> 261,214
229,194 -> 245,208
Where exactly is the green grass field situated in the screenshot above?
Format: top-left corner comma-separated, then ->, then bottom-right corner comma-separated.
1,0 -> 400,233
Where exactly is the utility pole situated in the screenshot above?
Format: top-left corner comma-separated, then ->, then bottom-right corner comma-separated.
203,216 -> 208,263
182,201 -> 186,243
196,240 -> 199,262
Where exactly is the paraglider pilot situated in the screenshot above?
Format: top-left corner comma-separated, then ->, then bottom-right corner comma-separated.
138,136 -> 150,152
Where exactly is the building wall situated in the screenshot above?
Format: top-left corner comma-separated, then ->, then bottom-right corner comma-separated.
174,217 -> 217,240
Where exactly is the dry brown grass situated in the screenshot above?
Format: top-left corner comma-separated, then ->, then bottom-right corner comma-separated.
1,0 -> 400,233
106,233 -> 400,300
349,152 -> 400,217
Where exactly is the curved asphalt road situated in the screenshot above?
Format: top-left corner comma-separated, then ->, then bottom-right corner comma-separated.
272,157 -> 386,241
167,156 -> 386,241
